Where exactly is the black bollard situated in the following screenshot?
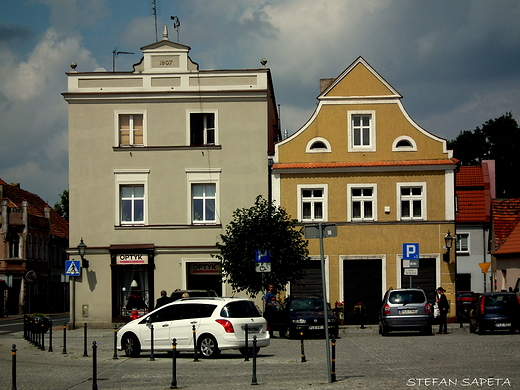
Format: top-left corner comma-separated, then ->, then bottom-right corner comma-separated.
12,344 -> 17,390
244,324 -> 249,361
40,323 -> 45,351
83,323 -> 89,357
150,323 -> 155,361
251,336 -> 258,385
23,316 -> 28,340
48,320 -> 53,352
92,341 -> 98,390
300,332 -> 306,362
62,322 -> 67,354
192,325 -> 199,362
170,338 -> 178,389
331,336 -> 336,382
113,326 -> 118,359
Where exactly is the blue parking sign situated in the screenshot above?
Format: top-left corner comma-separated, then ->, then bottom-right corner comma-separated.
402,243 -> 419,260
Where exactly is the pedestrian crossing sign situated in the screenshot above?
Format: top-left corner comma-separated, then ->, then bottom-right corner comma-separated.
65,260 -> 81,276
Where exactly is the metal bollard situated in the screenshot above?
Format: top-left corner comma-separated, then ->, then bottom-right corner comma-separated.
251,336 -> 258,385
92,341 -> 98,390
23,316 -> 28,340
62,322 -> 67,354
12,344 -> 17,390
192,325 -> 199,362
48,320 -> 53,352
331,336 -> 336,382
300,332 -> 306,362
40,323 -> 45,351
150,323 -> 155,361
83,323 -> 89,357
244,324 -> 249,361
113,326 -> 118,359
170,338 -> 178,389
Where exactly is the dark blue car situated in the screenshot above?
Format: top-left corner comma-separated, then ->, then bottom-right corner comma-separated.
469,292 -> 520,335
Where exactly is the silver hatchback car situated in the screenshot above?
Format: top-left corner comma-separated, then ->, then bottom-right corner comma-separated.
379,288 -> 432,336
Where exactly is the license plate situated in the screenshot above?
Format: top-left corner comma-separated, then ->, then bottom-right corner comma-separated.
399,309 -> 418,315
243,326 -> 260,333
495,323 -> 511,328
308,325 -> 324,330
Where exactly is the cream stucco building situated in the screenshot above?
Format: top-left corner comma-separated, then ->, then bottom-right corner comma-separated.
63,32 -> 279,327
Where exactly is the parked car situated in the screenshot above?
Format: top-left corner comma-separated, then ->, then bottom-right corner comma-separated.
379,288 -> 432,336
469,292 -> 520,335
170,289 -> 218,301
456,291 -> 476,320
118,297 -> 269,358
267,297 -> 338,339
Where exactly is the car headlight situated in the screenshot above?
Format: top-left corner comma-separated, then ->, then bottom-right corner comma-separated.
292,319 -> 307,324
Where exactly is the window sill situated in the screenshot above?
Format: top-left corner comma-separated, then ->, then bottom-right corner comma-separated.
113,145 -> 222,151
115,224 -> 222,229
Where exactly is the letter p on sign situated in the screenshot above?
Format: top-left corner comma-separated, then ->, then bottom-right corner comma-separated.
403,243 -> 419,260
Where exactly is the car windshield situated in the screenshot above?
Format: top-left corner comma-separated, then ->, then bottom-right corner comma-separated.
220,301 -> 261,318
289,298 -> 324,312
388,291 -> 425,304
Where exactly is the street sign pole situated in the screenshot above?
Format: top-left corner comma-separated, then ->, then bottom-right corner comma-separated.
318,223 -> 332,384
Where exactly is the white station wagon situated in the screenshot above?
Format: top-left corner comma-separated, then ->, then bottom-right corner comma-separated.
118,297 -> 270,358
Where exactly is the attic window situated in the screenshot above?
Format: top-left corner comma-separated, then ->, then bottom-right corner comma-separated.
392,136 -> 417,151
306,137 -> 331,153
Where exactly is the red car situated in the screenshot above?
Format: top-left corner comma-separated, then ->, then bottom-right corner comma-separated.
456,291 -> 477,318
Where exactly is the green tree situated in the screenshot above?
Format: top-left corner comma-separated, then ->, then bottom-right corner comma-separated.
448,112 -> 520,197
214,195 -> 309,297
53,189 -> 69,221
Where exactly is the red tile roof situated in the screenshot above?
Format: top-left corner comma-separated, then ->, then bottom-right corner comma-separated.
456,166 -> 489,223
273,158 -> 458,170
491,198 -> 520,254
0,179 -> 69,239
494,222 -> 520,255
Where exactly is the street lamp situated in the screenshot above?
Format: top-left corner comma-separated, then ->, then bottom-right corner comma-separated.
443,231 -> 454,262
77,238 -> 89,268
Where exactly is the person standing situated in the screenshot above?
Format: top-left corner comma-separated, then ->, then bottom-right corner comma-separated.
263,285 -> 277,336
155,290 -> 171,309
436,287 -> 450,334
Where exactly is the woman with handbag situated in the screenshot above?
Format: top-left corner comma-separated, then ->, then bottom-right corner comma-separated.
435,287 -> 450,334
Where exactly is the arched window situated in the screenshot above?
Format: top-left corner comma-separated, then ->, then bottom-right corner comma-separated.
392,136 -> 417,151
306,137 -> 331,153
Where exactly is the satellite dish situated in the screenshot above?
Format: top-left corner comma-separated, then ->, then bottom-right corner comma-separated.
25,270 -> 37,283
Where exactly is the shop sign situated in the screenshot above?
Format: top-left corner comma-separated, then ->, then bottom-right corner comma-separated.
189,262 -> 221,275
117,254 -> 148,265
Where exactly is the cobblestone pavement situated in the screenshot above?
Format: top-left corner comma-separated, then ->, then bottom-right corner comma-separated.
1,322 -> 519,390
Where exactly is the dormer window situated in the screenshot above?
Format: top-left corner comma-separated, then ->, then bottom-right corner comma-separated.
306,137 -> 331,153
392,136 -> 417,151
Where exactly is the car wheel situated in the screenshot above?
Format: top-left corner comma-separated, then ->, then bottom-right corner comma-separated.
122,333 -> 141,358
198,335 -> 221,358
379,323 -> 389,336
285,326 -> 298,339
420,325 -> 432,335
476,323 -> 486,335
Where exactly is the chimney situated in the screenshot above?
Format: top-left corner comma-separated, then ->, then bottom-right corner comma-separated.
320,78 -> 335,93
10,183 -> 20,189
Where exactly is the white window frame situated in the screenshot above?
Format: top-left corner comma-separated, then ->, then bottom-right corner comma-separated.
306,137 -> 332,153
114,169 -> 150,226
392,136 -> 417,152
396,182 -> 427,221
348,110 -> 376,152
297,184 -> 328,222
186,109 -> 219,146
115,110 -> 147,147
456,233 -> 470,254
347,183 -> 377,222
186,169 -> 221,225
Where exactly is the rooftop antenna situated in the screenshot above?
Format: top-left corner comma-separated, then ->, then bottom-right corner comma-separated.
112,48 -> 134,72
170,16 -> 181,42
152,0 -> 158,41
